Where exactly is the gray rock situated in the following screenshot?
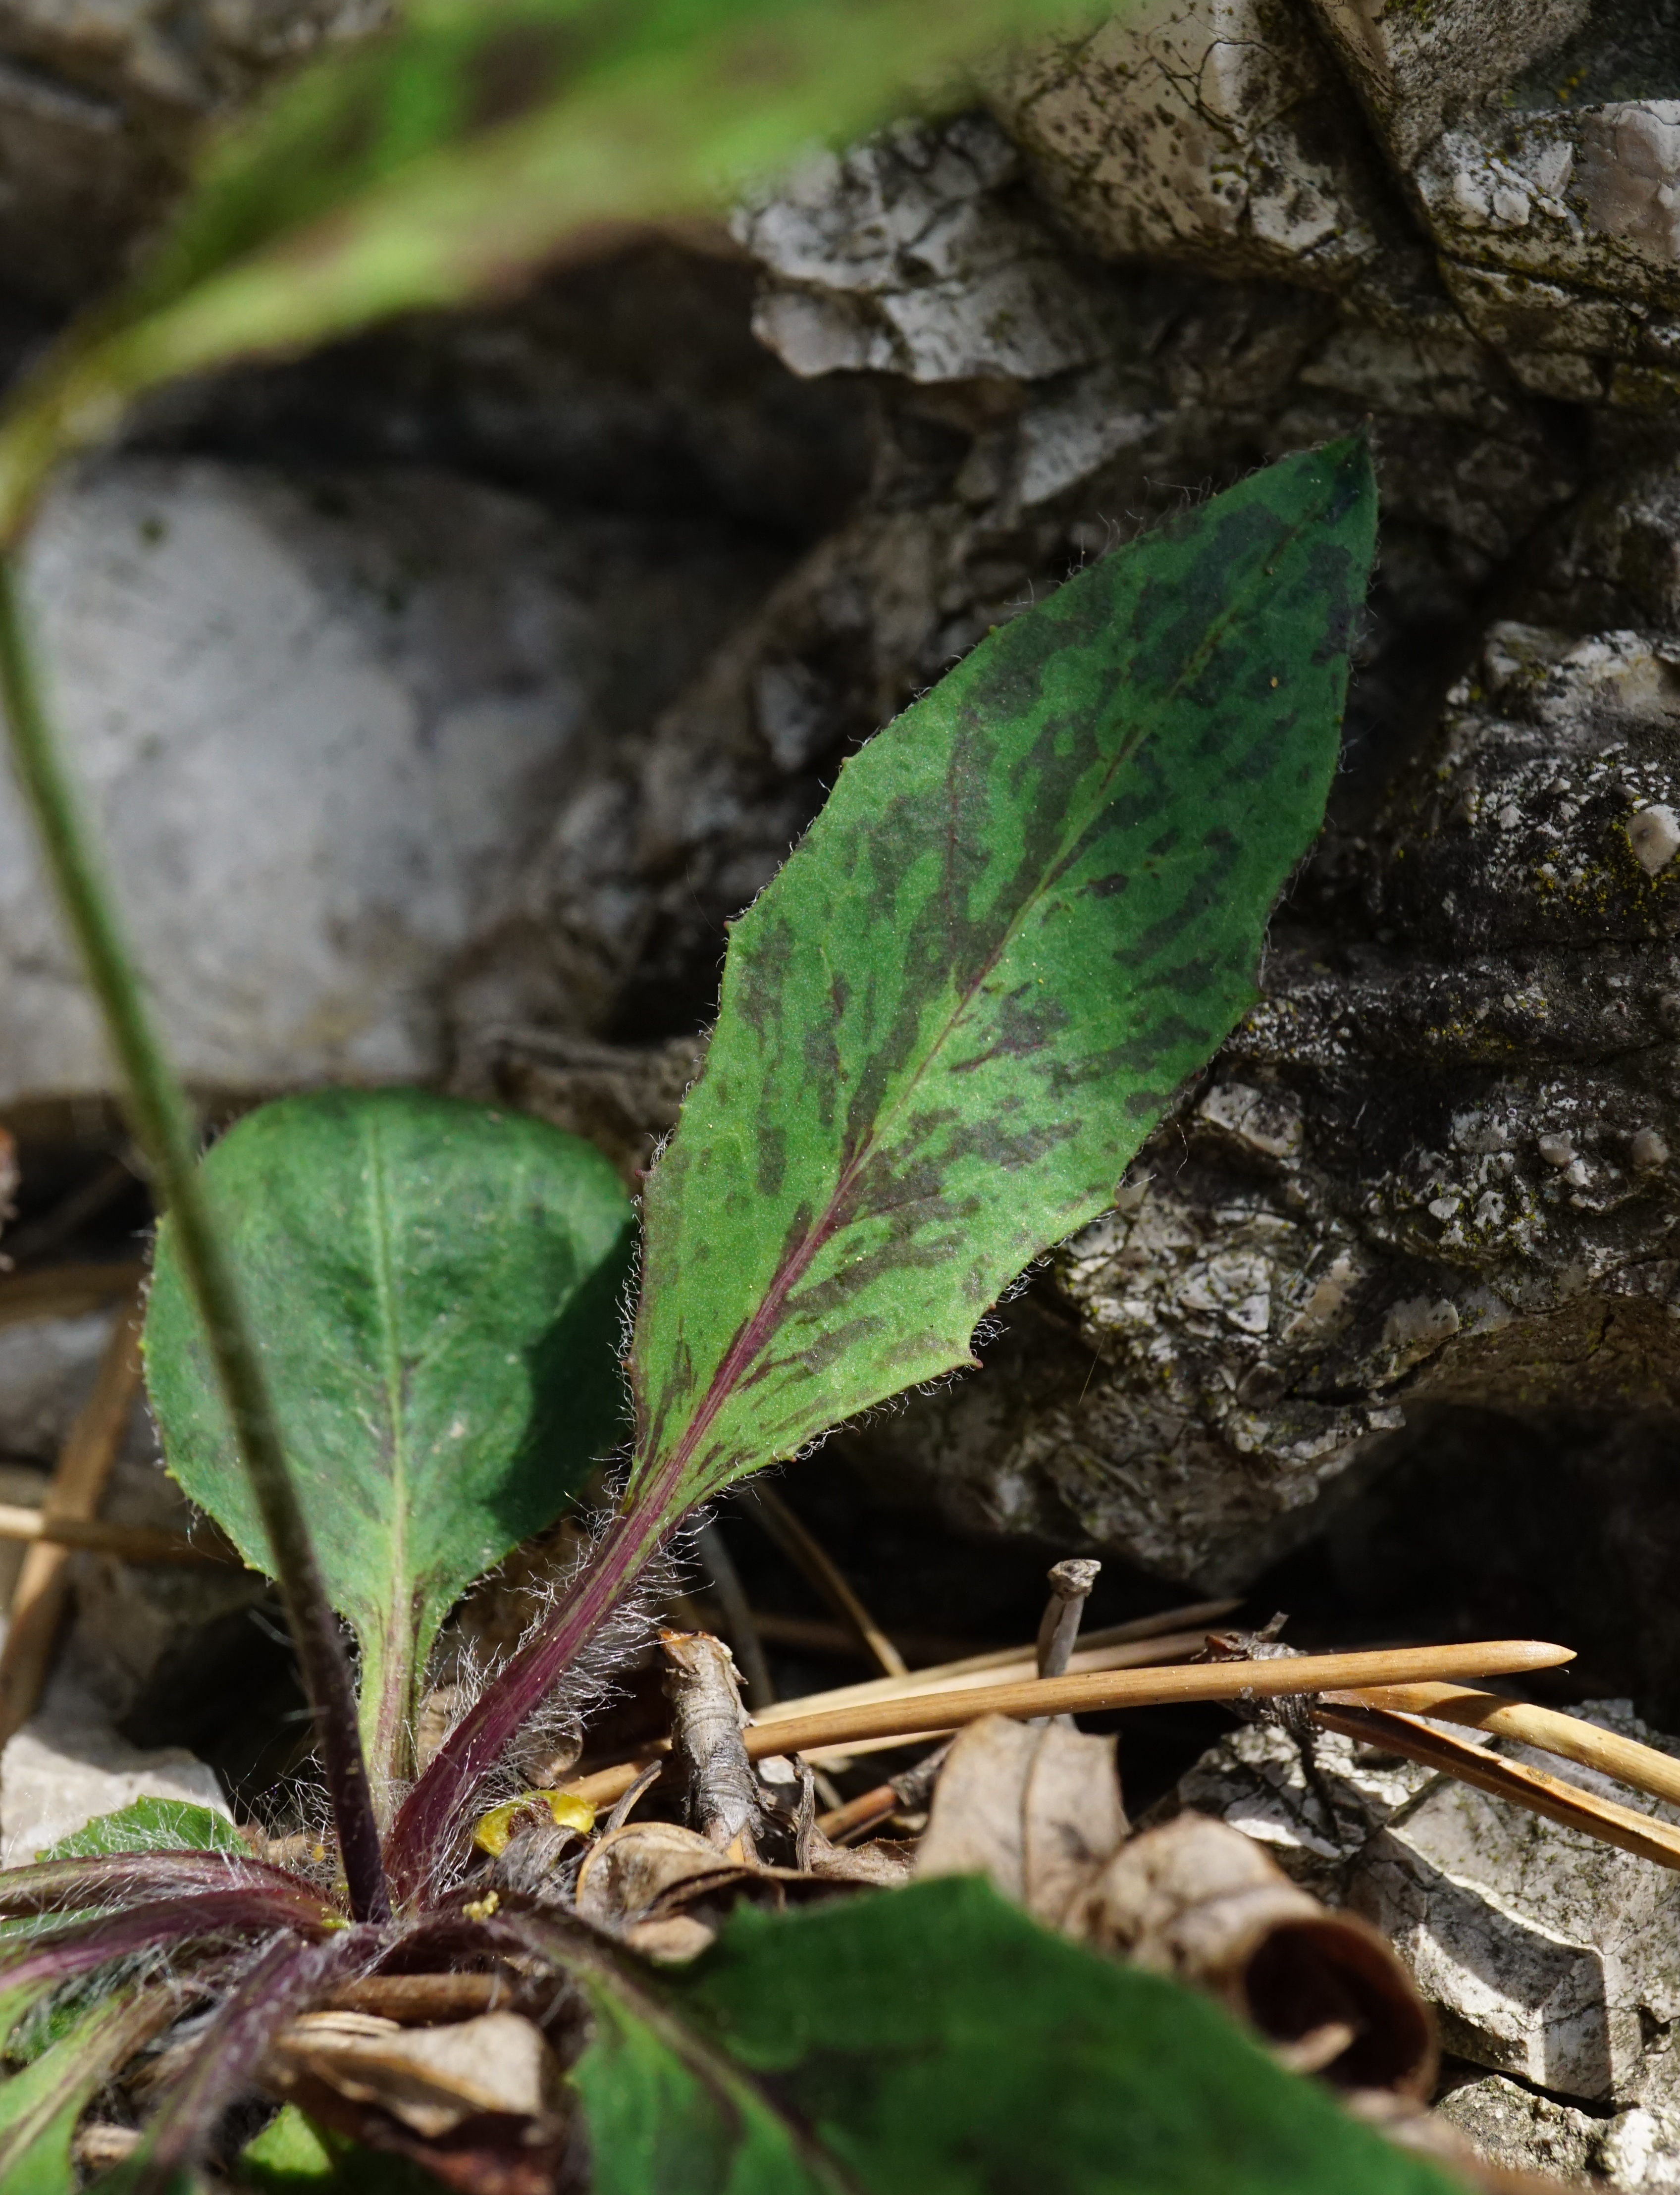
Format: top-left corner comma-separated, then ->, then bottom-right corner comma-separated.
735,113 -> 1111,383
1156,1706 -> 1680,2119
0,456 -> 771,1104
1434,2071 -> 1656,2187
1155,1707 -> 1680,2185
0,1304 -> 117,1463
1304,0 -> 1592,169
854,588 -> 1680,1586
985,0 -> 1393,290
0,1667 -> 229,1864
0,0 -> 387,298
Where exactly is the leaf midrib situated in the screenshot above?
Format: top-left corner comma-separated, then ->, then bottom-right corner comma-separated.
364,1114 -> 410,1634
651,499 -> 1316,1496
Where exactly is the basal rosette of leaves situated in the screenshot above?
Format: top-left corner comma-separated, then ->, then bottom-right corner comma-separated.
387,435 -> 1379,1888
0,441 -> 1401,2189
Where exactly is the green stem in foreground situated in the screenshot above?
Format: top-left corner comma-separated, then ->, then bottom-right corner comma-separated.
0,555 -> 389,1924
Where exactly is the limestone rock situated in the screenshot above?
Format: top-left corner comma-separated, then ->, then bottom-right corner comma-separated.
0,1303 -> 118,1463
734,113 -> 1111,384
1303,0 -> 1592,169
0,456 -> 770,1104
0,1668 -> 229,1864
857,592 -> 1680,1585
1157,1703 -> 1680,2143
0,0 -> 388,298
1435,2071 -> 1670,2189
986,0 -> 1393,290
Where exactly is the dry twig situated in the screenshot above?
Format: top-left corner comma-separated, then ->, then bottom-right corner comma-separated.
1331,1680 -> 1680,1814
0,1503 -> 229,1565
1315,1703 -> 1680,1871
0,1288 -> 142,1744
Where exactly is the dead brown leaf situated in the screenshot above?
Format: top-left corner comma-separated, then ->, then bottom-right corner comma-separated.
1073,1814 -> 1436,2098
262,2008 -> 564,2140
916,1713 -> 1127,1927
574,1818 -> 850,1960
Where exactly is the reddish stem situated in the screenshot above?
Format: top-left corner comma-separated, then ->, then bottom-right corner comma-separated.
384,1496 -> 673,1901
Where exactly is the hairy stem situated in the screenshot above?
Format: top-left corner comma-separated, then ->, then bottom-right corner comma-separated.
384,1491 -> 674,1898
0,557 -> 389,1925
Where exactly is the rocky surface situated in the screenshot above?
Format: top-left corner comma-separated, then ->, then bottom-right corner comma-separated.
0,1665 -> 231,1865
1156,1708 -> 1680,2187
0,0 -> 386,298
0,456 -> 776,1105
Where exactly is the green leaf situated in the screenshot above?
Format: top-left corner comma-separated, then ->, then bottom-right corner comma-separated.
38,1799 -> 241,1863
145,1088 -> 633,1805
629,440 -> 1376,1512
559,1879 -> 1462,2195
238,2104 -> 444,2193
0,1986 -> 178,2195
0,0 -> 1095,543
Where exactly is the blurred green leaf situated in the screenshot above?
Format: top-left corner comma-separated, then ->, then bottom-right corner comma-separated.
145,1089 -> 633,1805
238,2103 -> 443,2193
554,1878 -> 1464,2195
0,0 -> 1098,541
628,440 -> 1377,1516
0,1986 -> 178,2195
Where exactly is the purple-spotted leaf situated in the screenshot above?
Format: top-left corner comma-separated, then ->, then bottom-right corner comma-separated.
384,439 -> 1378,1890
627,439 -> 1377,1514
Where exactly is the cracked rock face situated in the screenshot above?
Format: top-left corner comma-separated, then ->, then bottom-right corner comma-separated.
984,0 -> 1394,290
867,604 -> 1680,1588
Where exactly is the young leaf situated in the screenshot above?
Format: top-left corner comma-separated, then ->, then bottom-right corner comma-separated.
38,1799 -> 242,1863
0,0 -> 1095,544
630,439 -> 1377,1513
145,1089 -> 633,1807
514,1880 -> 1464,2195
385,440 -> 1378,1889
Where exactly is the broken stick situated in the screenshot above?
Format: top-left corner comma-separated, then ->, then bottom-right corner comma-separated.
0,1504 -> 230,1565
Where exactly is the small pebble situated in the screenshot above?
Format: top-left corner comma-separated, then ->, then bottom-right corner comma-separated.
1536,1133 -> 1575,1168
1628,805 -> 1680,876
1631,1128 -> 1670,1170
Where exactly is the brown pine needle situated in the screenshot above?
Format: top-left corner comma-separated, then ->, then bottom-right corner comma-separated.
562,1638 -> 1573,1809
1315,1703 -> 1680,1871
746,1485 -> 907,1679
0,1503 -> 230,1565
1331,1681 -> 1680,1815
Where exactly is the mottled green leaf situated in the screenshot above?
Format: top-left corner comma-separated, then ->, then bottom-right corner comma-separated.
145,1089 -> 633,1804
565,1878 -> 1461,2195
0,0 -> 1096,543
629,441 -> 1376,1512
39,1799 -> 240,1864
